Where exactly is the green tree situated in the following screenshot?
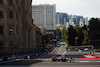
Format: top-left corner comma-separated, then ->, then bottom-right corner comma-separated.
82,25 -> 87,31
68,26 -> 77,46
64,30 -> 68,42
82,30 -> 88,45
61,26 -> 67,41
74,25 -> 84,46
56,28 -> 61,38
74,25 -> 81,33
88,18 -> 100,40
61,26 -> 66,35
78,29 -> 84,45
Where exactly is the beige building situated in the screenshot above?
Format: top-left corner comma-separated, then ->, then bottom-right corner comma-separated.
32,4 -> 56,30
79,17 -> 84,27
33,24 -> 43,47
0,0 -> 33,56
33,24 -> 36,47
32,4 -> 56,37
66,22 -> 76,29
56,24 -> 64,30
40,27 -> 46,36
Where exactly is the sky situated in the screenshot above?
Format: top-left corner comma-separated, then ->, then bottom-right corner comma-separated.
32,0 -> 100,20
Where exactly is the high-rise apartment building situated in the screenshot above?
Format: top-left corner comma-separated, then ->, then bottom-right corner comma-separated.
32,4 -> 56,30
69,14 -> 88,26
85,17 -> 88,25
0,0 -> 33,56
56,12 -> 69,26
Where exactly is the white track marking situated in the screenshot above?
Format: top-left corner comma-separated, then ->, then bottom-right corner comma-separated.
52,46 -> 57,53
58,46 -> 63,52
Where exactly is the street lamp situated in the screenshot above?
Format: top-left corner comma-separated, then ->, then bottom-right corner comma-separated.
9,27 -> 14,52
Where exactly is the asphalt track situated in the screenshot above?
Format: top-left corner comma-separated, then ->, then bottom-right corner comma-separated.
0,42 -> 100,67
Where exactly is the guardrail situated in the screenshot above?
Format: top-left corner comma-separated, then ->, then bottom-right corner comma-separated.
46,41 -> 59,52
0,46 -> 44,58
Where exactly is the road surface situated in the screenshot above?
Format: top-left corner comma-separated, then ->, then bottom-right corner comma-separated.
0,42 -> 100,67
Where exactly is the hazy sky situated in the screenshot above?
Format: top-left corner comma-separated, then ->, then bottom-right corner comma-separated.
32,0 -> 100,20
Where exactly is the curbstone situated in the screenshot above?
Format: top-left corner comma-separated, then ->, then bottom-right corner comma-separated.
75,61 -> 100,62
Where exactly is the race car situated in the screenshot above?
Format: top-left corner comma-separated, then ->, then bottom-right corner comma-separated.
61,57 -> 66,62
66,57 -> 73,62
24,55 -> 30,59
52,55 -> 74,62
52,55 -> 62,61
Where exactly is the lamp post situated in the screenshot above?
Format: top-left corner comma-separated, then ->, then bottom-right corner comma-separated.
9,28 -> 15,55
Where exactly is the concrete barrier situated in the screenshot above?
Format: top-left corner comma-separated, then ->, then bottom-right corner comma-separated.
0,58 -> 3,61
3,57 -> 8,61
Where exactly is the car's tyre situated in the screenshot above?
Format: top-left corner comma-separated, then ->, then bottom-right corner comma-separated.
62,59 -> 66,62
72,59 -> 74,62
67,60 -> 71,62
52,59 -> 56,61
58,59 -> 61,61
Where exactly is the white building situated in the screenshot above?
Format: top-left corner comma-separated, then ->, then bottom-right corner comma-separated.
66,22 -> 76,30
32,4 -> 56,30
79,17 -> 84,27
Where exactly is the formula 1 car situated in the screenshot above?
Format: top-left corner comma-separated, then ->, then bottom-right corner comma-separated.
65,57 -> 74,62
52,55 -> 62,61
52,56 -> 74,62
24,55 -> 30,59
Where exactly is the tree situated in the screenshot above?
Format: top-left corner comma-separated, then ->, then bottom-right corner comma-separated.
56,28 -> 61,38
68,26 -> 77,46
61,26 -> 66,35
82,25 -> 87,31
82,30 -> 88,45
88,18 -> 100,40
61,26 -> 67,41
74,25 -> 81,33
78,29 -> 84,45
74,25 -> 84,46
63,30 -> 68,42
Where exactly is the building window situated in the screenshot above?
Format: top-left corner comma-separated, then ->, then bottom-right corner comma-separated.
9,0 -> 12,4
16,0 -> 17,5
0,26 -> 3,34
0,41 -> 3,49
0,11 -> 3,18
0,0 -> 3,4
9,0 -> 13,6
9,11 -> 13,18
0,0 -> 4,6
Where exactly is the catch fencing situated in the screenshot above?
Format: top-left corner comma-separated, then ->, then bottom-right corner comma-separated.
66,45 -> 94,55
